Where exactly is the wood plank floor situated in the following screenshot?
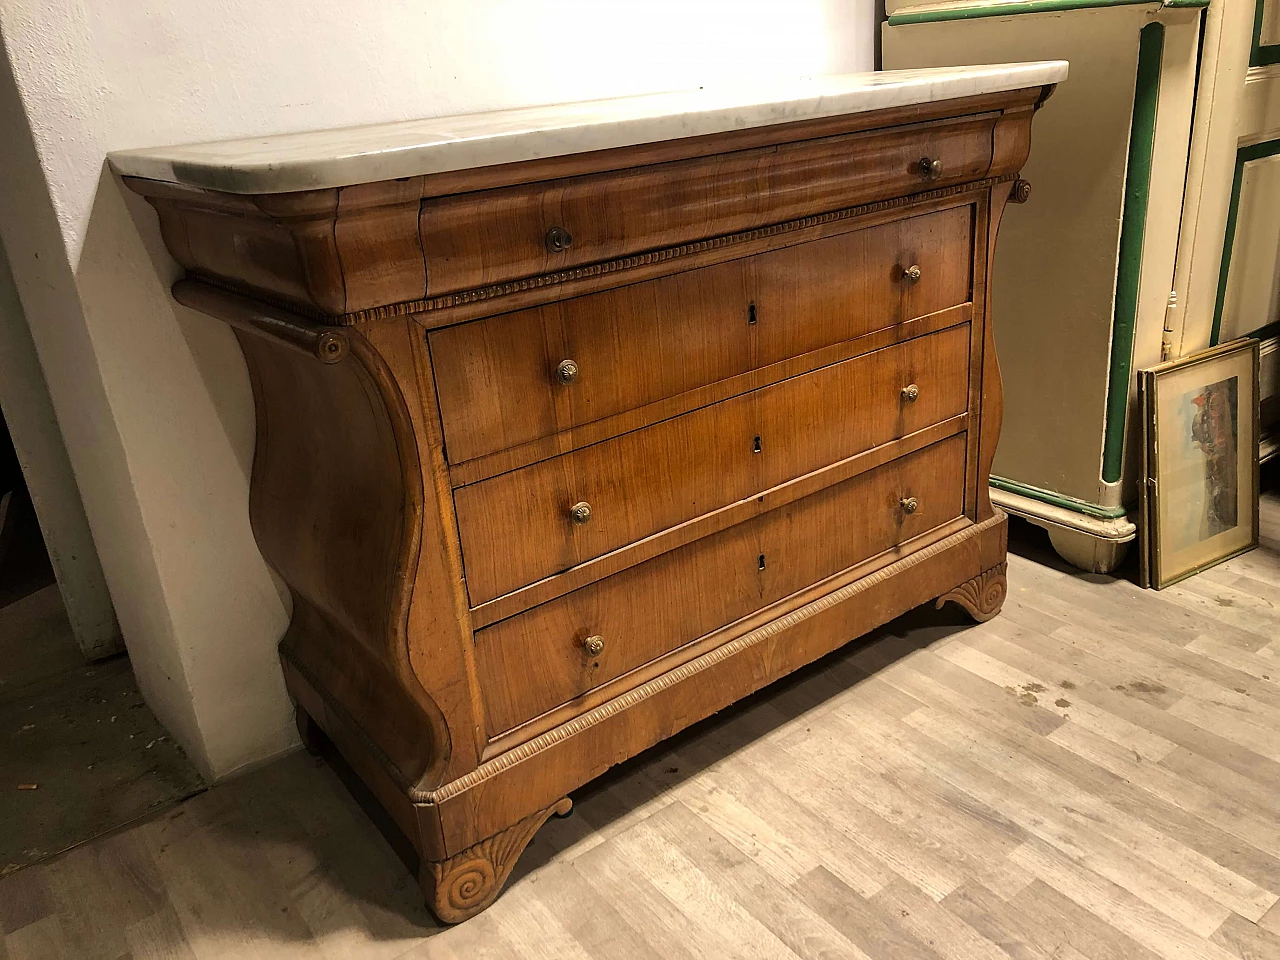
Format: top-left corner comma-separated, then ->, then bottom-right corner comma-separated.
2,492 -> 1278,959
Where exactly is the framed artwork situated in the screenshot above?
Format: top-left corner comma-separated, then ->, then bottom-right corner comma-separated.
1139,339 -> 1261,589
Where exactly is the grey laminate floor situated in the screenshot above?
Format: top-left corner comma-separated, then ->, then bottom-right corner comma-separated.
1,494 -> 1277,959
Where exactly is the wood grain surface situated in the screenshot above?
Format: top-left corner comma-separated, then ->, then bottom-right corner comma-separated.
454,324 -> 971,605
473,434 -> 968,737
430,204 -> 973,466
414,113 -> 994,302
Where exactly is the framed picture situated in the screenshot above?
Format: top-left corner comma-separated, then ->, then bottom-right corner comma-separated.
1139,339 -> 1261,589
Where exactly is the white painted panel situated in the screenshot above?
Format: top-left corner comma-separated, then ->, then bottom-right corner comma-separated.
1220,151 -> 1280,342
1237,64 -> 1280,144
1261,335 -> 1278,401
1261,0 -> 1280,47
1170,0 -> 1259,352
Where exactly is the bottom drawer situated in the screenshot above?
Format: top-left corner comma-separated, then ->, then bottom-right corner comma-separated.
474,434 -> 967,738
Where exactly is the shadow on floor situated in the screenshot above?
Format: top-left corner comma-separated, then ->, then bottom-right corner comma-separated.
0,586 -> 205,876
12,482 -> 1275,943
258,596 -> 982,937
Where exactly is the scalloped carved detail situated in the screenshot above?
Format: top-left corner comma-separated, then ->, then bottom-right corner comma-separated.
936,562 -> 1007,622
421,798 -> 571,923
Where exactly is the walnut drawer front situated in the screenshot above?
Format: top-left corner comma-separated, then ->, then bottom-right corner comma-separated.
473,433 -> 967,739
417,114 -> 993,302
430,204 -> 973,465
454,322 -> 970,606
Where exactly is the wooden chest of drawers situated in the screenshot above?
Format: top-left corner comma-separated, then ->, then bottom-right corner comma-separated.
115,65 -> 1061,923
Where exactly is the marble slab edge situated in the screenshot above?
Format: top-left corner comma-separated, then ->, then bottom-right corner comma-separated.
108,61 -> 1068,195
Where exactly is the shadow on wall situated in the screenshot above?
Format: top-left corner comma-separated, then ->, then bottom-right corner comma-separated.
101,165 -> 261,482
71,162 -> 297,778
0,49 -> 121,658
0,18 -> 295,778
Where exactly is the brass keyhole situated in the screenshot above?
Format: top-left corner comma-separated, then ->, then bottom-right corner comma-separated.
753,436 -> 762,454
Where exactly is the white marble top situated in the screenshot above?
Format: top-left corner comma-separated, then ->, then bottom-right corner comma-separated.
108,62 -> 1067,195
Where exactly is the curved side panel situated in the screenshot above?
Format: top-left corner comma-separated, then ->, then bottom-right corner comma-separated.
988,100 -> 1036,179
237,324 -> 452,789
978,88 -> 1054,519
977,182 -> 1012,521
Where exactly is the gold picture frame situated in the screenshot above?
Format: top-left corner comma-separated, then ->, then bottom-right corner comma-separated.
1139,339 -> 1261,589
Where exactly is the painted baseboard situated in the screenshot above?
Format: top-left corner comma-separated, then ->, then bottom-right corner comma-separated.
990,485 -> 1138,542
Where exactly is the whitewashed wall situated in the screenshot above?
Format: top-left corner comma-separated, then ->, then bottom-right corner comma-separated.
0,0 -> 874,779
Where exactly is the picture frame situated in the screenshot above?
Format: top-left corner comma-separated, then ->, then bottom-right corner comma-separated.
1139,338 -> 1261,589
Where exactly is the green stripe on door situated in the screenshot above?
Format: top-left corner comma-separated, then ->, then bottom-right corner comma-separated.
1100,21 -> 1163,485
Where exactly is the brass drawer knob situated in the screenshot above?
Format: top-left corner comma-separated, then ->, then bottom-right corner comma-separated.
570,501 -> 593,525
555,359 -> 579,384
918,157 -> 943,180
583,635 -> 605,657
901,383 -> 920,402
900,496 -> 920,515
545,226 -> 574,253
903,264 -> 922,285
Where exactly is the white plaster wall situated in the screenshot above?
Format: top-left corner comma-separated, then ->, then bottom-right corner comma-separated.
0,0 -> 874,780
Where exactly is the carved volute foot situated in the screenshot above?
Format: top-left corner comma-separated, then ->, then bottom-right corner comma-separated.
936,562 -> 1008,622
421,797 -> 572,923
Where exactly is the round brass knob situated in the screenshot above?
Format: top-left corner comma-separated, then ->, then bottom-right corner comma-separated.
903,264 -> 922,285
901,383 -> 920,402
583,635 -> 605,657
918,157 -> 942,180
900,497 -> 920,515
570,501 -> 593,525
555,359 -> 579,384
545,226 -> 573,253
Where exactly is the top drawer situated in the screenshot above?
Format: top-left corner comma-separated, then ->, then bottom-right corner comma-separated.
418,113 -> 995,297
430,204 -> 974,465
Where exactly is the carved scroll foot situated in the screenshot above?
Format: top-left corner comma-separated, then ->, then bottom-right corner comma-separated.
936,562 -> 1008,622
421,797 -> 572,924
